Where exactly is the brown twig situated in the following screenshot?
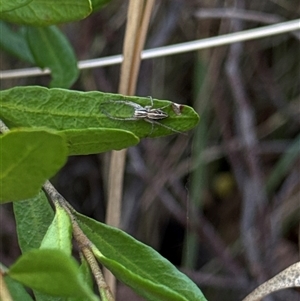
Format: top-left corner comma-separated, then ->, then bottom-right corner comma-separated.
195,8 -> 282,24
194,8 -> 300,40
43,181 -> 115,301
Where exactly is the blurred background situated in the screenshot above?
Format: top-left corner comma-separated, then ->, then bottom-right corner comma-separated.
1,1 -> 299,300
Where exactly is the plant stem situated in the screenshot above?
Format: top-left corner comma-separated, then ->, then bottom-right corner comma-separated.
43,181 -> 115,301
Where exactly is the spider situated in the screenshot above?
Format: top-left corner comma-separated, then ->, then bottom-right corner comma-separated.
100,97 -> 183,134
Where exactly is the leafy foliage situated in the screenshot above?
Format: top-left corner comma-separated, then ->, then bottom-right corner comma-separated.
0,129 -> 68,203
0,0 -> 92,26
0,86 -> 199,142
13,191 -> 55,253
26,26 -> 79,88
75,212 -> 207,301
0,21 -> 34,63
1,86 -> 201,299
3,275 -> 34,301
0,1 -> 205,301
40,202 -> 72,255
8,249 -> 99,300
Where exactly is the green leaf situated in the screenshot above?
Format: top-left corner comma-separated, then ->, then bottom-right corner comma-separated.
60,128 -> 139,155
33,257 -> 95,301
3,275 -> 34,301
0,0 -> 32,13
68,257 -> 95,301
40,202 -> 72,255
0,128 -> 68,203
75,212 -> 207,301
33,260 -> 95,301
0,0 -> 92,26
13,190 -> 55,253
0,22 -> 34,63
26,26 -> 79,88
13,188 -> 75,301
34,257 -> 94,301
0,86 -> 200,141
8,249 -> 98,300
78,257 -> 94,293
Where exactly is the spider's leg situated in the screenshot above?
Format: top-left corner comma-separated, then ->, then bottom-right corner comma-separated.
101,108 -> 138,121
154,120 -> 183,134
160,104 -> 171,110
147,96 -> 154,108
144,118 -> 184,135
106,100 -> 143,110
148,101 -> 171,111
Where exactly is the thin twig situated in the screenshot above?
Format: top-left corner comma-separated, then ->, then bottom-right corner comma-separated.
1,20 -> 299,79
43,181 -> 115,301
77,234 -> 114,301
195,8 -> 283,24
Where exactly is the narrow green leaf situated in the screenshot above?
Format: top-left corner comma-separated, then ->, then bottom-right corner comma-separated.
12,184 -> 77,301
9,214 -> 94,301
60,128 -> 139,155
75,212 -> 207,301
14,195 -> 72,301
40,203 -> 72,255
3,275 -> 34,301
0,128 -> 68,203
0,0 -> 32,13
8,249 -> 98,301
0,0 -> 92,26
0,86 -> 200,141
13,190 -> 54,253
26,26 -> 79,88
0,22 -> 34,63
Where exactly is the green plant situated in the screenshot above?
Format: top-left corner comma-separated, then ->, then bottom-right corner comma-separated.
0,1 -> 206,300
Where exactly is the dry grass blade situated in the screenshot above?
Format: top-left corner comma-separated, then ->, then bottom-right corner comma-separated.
104,0 -> 156,295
